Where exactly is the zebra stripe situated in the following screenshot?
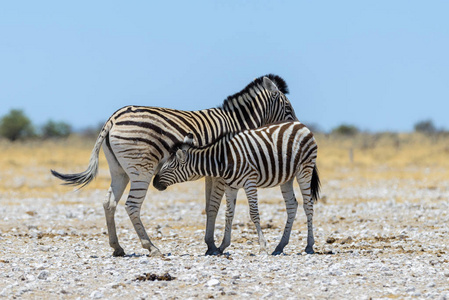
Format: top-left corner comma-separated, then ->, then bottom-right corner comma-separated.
51,74 -> 297,257
153,121 -> 320,255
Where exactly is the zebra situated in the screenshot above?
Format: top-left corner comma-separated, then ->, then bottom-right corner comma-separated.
51,74 -> 298,257
153,121 -> 320,255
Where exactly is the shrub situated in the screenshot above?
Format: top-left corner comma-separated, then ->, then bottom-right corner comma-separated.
331,124 -> 359,136
0,109 -> 35,141
42,120 -> 72,138
414,119 -> 436,134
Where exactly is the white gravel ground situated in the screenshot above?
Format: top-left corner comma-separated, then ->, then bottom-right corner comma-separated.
1,179 -> 449,299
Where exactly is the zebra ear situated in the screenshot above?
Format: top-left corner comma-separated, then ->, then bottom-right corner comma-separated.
262,77 -> 279,93
183,133 -> 195,146
176,149 -> 186,163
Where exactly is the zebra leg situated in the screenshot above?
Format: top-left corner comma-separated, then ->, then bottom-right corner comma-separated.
103,140 -> 129,257
272,179 -> 298,256
103,174 -> 129,257
125,179 -> 162,257
204,177 -> 225,255
244,183 -> 268,254
218,186 -> 238,253
297,170 -> 315,254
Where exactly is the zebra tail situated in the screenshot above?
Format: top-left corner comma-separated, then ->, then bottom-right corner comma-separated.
311,165 -> 321,202
51,120 -> 113,188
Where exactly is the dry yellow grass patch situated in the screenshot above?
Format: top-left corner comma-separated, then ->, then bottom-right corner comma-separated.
316,133 -> 449,184
0,136 -> 110,198
0,132 -> 448,199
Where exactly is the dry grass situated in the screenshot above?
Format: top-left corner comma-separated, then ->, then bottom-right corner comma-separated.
316,132 -> 449,184
0,133 -> 448,199
0,136 -> 110,197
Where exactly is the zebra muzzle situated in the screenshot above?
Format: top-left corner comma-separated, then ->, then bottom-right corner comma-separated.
153,175 -> 167,191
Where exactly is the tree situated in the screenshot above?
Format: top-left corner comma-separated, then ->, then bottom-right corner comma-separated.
331,124 -> 359,136
0,109 -> 34,141
42,120 -> 72,138
414,119 -> 436,134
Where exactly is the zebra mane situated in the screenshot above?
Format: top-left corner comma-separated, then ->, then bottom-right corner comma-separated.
254,74 -> 289,94
218,74 -> 289,110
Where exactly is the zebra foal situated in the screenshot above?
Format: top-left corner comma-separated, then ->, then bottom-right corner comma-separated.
51,75 -> 298,257
153,121 -> 320,255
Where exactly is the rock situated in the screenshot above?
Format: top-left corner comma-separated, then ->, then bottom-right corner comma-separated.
38,270 -> 49,280
326,236 -> 336,244
206,279 -> 220,287
90,290 -> 104,299
65,211 -> 75,218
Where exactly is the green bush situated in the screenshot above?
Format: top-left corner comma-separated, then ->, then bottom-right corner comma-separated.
42,120 -> 72,138
414,119 -> 436,134
331,124 -> 359,136
0,109 -> 35,141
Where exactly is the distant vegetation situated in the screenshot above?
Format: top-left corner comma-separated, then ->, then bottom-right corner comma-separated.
78,122 -> 104,139
0,108 -> 447,143
0,109 -> 35,141
41,120 -> 72,139
0,109 -> 75,141
330,119 -> 445,136
331,124 -> 359,136
413,119 -> 438,134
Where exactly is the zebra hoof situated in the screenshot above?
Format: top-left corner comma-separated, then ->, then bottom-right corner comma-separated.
205,247 -> 221,256
112,248 -> 126,257
305,246 -> 315,254
148,249 -> 163,257
271,250 -> 284,256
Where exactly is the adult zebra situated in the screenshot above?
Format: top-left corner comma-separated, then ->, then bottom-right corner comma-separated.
153,121 -> 320,255
51,74 -> 298,257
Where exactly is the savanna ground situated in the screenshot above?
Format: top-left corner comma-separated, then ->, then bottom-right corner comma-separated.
0,133 -> 448,299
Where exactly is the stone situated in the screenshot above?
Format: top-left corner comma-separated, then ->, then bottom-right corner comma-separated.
38,270 -> 49,280
206,279 -> 220,287
90,290 -> 104,299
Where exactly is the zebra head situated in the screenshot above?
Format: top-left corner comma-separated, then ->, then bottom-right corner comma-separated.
153,134 -> 200,191
260,75 -> 297,124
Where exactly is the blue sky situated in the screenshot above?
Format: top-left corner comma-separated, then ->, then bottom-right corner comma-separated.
1,1 -> 448,132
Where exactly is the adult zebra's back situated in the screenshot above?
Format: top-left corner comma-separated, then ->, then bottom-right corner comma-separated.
51,75 -> 298,257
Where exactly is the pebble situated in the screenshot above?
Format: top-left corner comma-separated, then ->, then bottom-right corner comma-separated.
37,271 -> 49,280
206,279 -> 220,287
90,290 -> 104,298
